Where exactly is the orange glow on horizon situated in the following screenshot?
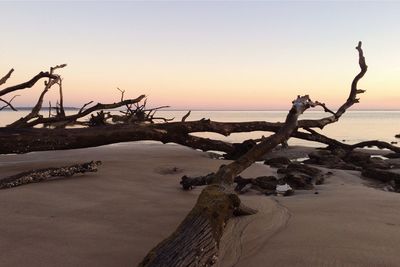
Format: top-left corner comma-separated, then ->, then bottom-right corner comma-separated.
1,2 -> 399,110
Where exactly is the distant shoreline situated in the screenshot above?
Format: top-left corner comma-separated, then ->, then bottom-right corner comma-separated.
6,108 -> 400,112
10,107 -> 79,111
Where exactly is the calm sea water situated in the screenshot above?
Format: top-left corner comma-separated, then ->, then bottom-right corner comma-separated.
1,110 -> 399,147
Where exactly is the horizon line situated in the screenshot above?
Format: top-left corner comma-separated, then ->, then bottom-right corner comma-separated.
5,107 -> 400,112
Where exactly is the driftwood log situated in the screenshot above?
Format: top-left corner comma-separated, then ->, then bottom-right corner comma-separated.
0,161 -> 101,189
1,119 -> 399,157
139,95 -> 316,266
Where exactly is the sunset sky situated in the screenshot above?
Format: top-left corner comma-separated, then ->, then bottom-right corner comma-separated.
1,1 -> 399,110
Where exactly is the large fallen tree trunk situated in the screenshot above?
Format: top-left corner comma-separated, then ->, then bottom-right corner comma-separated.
2,42 -> 399,158
0,124 -> 236,154
139,95 -> 315,267
1,119 -> 399,156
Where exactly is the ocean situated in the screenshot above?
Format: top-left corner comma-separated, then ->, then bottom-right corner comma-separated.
1,110 -> 399,147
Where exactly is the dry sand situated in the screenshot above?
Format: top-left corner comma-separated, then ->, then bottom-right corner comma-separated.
1,142 -> 400,266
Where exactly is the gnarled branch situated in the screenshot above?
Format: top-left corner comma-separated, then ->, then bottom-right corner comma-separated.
0,71 -> 58,97
8,65 -> 66,128
0,68 -> 14,86
0,95 -> 19,111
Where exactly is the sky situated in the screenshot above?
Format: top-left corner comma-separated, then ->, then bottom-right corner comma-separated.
0,1 -> 399,110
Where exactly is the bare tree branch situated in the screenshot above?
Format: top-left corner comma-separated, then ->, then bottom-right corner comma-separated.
117,87 -> 125,101
10,95 -> 146,128
7,65 -> 66,128
78,101 -> 94,114
56,78 -> 66,117
0,71 -> 58,97
181,110 -> 191,122
0,95 -> 19,111
292,128 -> 400,154
0,68 -> 14,86
297,41 -> 368,129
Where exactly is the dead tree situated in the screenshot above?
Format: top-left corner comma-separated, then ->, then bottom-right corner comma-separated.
0,65 -> 171,129
138,42 -> 370,266
2,42 -> 397,159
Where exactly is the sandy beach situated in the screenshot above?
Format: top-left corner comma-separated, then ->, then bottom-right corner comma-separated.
1,142 -> 400,267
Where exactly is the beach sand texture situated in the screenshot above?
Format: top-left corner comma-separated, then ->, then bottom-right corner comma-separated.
1,142 -> 400,267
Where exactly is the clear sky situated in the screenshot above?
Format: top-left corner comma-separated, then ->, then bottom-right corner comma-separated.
0,1 -> 399,110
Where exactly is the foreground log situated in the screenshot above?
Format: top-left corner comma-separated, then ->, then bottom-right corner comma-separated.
0,161 -> 101,189
139,95 -> 317,266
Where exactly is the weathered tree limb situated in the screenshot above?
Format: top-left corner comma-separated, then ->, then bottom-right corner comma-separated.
117,87 -> 125,102
56,78 -> 66,117
293,128 -> 400,154
145,105 -> 173,123
9,79 -> 58,127
0,71 -> 58,97
7,65 -> 67,128
349,140 -> 400,153
79,101 -> 94,114
0,161 -> 101,189
297,41 -> 367,129
181,110 -> 191,122
213,96 -> 315,185
159,120 -> 282,136
8,95 -> 146,128
0,68 -> 14,86
0,95 -> 19,111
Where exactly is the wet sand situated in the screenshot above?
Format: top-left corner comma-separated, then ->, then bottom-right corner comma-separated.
1,142 -> 400,266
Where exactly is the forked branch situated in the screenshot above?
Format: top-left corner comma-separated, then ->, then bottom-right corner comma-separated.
0,71 -> 58,97
298,41 -> 368,129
